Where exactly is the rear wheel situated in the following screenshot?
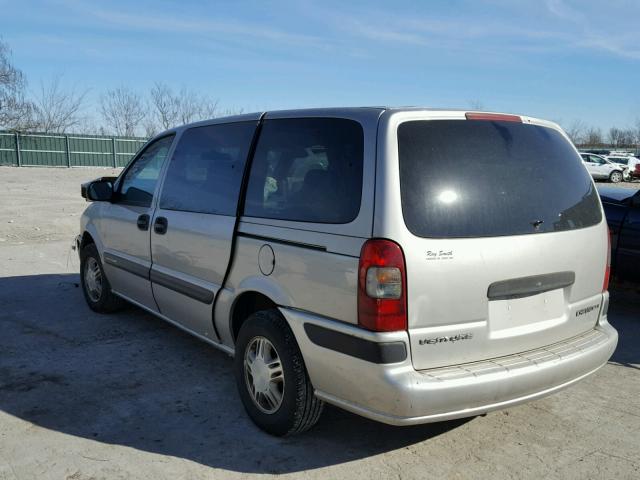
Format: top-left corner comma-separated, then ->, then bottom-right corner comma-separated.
610,171 -> 623,183
80,243 -> 125,313
234,309 -> 324,436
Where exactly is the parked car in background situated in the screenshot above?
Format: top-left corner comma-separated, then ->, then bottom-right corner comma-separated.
607,154 -> 640,180
599,186 -> 640,282
581,148 -> 611,156
580,153 -> 625,182
77,108 -> 617,436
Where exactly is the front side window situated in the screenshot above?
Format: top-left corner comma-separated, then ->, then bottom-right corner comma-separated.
159,122 -> 256,216
244,118 -> 364,224
118,135 -> 174,207
398,120 -> 602,238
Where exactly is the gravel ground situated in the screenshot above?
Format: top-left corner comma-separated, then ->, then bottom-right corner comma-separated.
0,166 -> 122,246
0,166 -> 639,480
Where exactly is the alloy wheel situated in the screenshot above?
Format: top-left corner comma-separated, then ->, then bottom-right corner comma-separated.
84,257 -> 103,302
244,336 -> 285,414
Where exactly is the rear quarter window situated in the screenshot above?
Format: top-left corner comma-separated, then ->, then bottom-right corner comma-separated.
244,118 -> 364,224
398,120 -> 602,238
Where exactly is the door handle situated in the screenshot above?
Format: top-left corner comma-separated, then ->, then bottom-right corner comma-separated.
154,216 -> 168,235
137,214 -> 150,231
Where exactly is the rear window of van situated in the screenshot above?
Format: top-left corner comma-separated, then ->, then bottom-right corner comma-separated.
398,120 -> 602,238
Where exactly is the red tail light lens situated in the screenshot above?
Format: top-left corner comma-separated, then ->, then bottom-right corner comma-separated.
465,112 -> 522,123
635,164 -> 640,174
358,239 -> 407,332
603,227 -> 611,292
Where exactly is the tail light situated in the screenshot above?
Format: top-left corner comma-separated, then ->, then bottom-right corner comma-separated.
635,164 -> 640,174
603,227 -> 611,292
358,239 -> 407,332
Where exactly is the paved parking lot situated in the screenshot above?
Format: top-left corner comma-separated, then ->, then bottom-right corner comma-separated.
0,166 -> 639,479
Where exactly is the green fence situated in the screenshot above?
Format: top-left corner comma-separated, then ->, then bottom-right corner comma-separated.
0,131 -> 148,168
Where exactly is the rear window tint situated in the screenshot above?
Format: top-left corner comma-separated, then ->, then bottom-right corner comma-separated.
398,120 -> 602,238
244,118 -> 364,224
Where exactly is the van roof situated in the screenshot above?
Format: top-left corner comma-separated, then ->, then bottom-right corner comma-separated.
158,107 -> 552,138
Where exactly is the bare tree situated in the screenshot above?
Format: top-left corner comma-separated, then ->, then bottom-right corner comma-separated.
143,117 -> 159,138
72,117 -> 103,135
148,82 -> 218,131
564,119 -> 586,145
100,86 -> 146,136
218,107 -> 245,116
608,127 -> 625,148
149,82 -> 179,130
584,127 -> 603,146
31,76 -> 87,133
618,129 -> 636,148
0,39 -> 35,130
177,86 -> 218,124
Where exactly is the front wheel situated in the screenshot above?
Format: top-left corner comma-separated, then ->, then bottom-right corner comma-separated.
610,171 -> 623,183
80,243 -> 125,313
234,310 -> 324,436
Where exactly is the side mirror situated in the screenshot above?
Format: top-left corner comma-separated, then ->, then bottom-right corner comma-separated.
82,179 -> 113,202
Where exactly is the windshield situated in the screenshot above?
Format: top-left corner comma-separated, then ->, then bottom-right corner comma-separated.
398,120 -> 602,238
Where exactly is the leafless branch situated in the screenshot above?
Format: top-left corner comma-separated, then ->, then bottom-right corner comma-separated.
564,119 -> 587,145
148,82 -> 219,132
0,39 -> 36,130
32,76 -> 88,133
100,86 -> 146,136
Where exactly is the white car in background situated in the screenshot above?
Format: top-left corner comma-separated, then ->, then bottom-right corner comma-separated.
579,153 -> 625,183
607,154 -> 640,180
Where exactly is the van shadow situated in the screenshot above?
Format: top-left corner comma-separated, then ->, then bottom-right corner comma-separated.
0,273 -> 467,474
608,284 -> 640,371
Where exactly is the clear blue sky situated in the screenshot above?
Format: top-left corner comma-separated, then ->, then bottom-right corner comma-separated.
2,0 -> 639,130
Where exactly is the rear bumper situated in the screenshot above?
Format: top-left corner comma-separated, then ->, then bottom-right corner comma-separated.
281,307 -> 618,426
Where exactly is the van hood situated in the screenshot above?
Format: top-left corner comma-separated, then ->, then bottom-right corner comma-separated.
597,186 -> 636,204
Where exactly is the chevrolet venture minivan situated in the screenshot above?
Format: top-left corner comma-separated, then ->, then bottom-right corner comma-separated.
78,108 -> 618,436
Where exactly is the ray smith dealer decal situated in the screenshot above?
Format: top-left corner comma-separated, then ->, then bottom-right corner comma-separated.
419,333 -> 473,345
575,304 -> 600,317
426,250 -> 454,261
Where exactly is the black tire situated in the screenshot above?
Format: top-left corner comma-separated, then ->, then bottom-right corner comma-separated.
80,243 -> 125,313
610,171 -> 623,183
234,310 -> 324,436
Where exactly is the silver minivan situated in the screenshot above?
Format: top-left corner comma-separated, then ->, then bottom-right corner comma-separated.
78,108 -> 618,436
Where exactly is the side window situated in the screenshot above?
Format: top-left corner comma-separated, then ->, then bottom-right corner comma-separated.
590,155 -> 604,164
244,118 -> 364,224
159,122 -> 256,215
118,135 -> 174,207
